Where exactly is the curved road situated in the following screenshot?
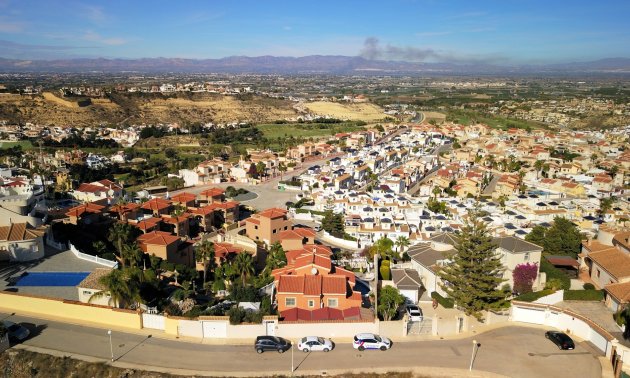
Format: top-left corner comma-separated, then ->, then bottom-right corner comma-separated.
1,312 -> 601,377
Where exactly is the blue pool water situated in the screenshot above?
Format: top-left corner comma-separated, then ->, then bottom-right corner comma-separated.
14,272 -> 90,286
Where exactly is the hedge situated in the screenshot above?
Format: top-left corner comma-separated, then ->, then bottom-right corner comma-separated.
514,289 -> 555,302
295,208 -> 326,216
563,290 -> 604,301
431,291 -> 454,308
540,259 -> 570,290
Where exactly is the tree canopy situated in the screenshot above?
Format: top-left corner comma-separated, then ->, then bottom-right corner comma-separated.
525,217 -> 584,259
438,207 -> 509,320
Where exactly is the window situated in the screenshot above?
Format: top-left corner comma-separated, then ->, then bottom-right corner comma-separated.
254,225 -> 258,230
327,298 -> 338,308
596,269 -> 601,278
82,290 -> 92,295
285,298 -> 296,307
307,300 -> 315,308
273,229 -> 277,234
524,253 -> 530,261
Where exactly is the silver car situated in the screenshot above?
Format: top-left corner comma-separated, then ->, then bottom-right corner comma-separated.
297,336 -> 334,352
2,321 -> 30,341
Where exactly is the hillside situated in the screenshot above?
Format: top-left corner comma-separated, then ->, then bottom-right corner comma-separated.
0,92 -> 298,127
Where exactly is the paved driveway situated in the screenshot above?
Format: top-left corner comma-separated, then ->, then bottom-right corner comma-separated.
556,300 -> 628,346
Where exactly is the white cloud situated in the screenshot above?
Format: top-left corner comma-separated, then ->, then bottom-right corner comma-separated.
83,31 -> 128,46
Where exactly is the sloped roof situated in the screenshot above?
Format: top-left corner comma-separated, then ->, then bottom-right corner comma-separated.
76,268 -> 111,290
428,232 -> 459,246
134,217 -> 162,231
391,269 -> 423,290
257,208 -> 287,219
588,248 -> 630,280
322,275 -> 346,295
137,231 -> 180,246
141,198 -> 172,211
0,222 -> 46,241
65,202 -> 105,217
200,187 -> 225,197
170,192 -> 197,203
494,236 -> 543,253
605,281 -> 630,303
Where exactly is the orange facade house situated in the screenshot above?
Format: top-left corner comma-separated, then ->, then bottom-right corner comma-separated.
272,246 -> 362,321
278,228 -> 316,251
137,231 -> 194,267
245,208 -> 292,246
199,187 -> 225,204
141,197 -> 173,217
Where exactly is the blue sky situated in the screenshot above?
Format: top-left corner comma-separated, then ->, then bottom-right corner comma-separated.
0,0 -> 628,63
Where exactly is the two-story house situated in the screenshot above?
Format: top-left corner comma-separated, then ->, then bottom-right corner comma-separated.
245,208 -> 292,246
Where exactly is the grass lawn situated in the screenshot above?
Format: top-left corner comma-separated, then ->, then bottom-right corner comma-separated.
0,140 -> 33,149
256,122 -> 364,139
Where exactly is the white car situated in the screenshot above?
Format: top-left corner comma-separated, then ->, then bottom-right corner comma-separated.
406,305 -> 423,322
353,333 -> 392,351
297,336 -> 334,352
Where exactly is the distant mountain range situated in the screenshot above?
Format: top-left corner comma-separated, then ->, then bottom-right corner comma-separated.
1,55 -> 630,75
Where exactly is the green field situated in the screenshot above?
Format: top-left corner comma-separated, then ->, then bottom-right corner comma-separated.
255,122 -> 364,139
0,140 -> 33,149
443,109 -> 548,130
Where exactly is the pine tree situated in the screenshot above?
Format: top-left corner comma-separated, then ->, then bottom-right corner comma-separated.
438,207 -> 508,320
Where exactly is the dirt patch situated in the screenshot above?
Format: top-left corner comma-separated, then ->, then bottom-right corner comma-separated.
305,101 -> 385,121
42,92 -> 82,108
421,111 -> 447,124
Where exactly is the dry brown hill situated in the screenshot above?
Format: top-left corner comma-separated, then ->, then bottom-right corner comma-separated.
0,92 -> 297,127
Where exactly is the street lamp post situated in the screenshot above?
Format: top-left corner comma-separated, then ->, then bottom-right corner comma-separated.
291,341 -> 294,374
107,330 -> 114,362
469,339 -> 480,371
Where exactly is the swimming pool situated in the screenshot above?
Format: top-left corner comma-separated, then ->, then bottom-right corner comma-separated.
14,272 -> 90,287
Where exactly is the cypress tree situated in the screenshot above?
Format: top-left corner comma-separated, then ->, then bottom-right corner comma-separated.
438,207 -> 508,320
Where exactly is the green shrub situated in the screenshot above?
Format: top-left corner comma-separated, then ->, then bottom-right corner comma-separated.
563,290 -> 604,301
540,259 -> 570,290
244,311 -> 264,323
227,307 -> 246,325
431,291 -> 454,308
380,263 -> 391,280
583,283 -> 595,290
514,289 -> 555,302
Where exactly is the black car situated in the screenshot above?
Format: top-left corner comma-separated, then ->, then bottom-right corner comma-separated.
254,336 -> 291,354
545,331 -> 575,350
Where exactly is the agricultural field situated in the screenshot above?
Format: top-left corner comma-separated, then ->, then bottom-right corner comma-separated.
255,122 -> 365,140
0,140 -> 33,149
305,101 -> 385,121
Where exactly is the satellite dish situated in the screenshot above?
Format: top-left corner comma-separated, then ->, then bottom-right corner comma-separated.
311,267 -> 318,275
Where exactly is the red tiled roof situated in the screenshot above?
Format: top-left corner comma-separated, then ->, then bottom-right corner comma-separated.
258,208 -> 287,219
135,217 -> 162,231
278,275 -> 304,293
76,183 -> 105,193
137,231 -> 179,246
141,198 -> 172,211
303,275 -> 322,296
170,192 -> 197,203
322,275 -> 346,295
200,187 -> 225,197
65,202 -> 105,217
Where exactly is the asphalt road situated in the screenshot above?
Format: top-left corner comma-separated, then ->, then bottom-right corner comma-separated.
1,312 -> 602,377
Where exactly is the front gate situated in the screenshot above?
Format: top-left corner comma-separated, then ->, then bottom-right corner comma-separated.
142,313 -> 165,330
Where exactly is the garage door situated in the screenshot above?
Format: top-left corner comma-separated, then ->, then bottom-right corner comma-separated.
203,321 -> 227,338
512,306 -> 546,324
400,289 -> 418,304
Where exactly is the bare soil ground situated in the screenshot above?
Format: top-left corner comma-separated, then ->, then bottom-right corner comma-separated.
421,111 -> 447,123
0,93 -> 297,127
305,101 -> 385,121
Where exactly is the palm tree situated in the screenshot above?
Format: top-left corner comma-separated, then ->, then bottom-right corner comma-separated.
395,236 -> 410,254
108,222 -> 133,268
264,242 -> 286,273
195,241 -> 215,284
534,160 -> 544,179
89,269 -> 142,309
233,252 -> 255,286
432,186 -> 441,198
172,280 -> 195,301
122,243 -> 143,268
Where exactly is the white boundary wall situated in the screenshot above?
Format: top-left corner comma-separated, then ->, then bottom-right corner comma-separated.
69,243 -> 118,268
510,301 -> 614,355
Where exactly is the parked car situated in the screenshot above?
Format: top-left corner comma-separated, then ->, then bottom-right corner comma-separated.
254,335 -> 291,354
406,305 -> 423,322
2,321 -> 30,341
353,333 -> 392,351
545,331 -> 575,350
297,336 -> 334,352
